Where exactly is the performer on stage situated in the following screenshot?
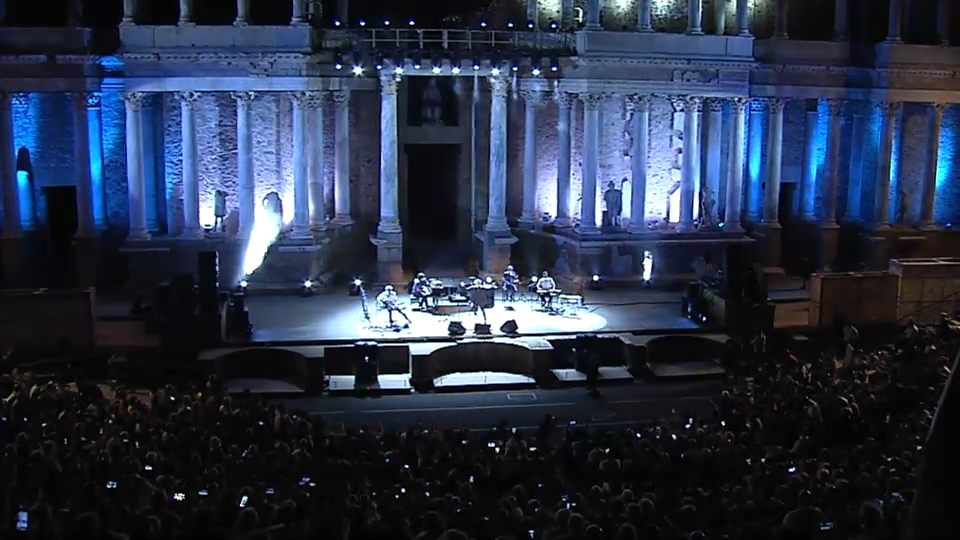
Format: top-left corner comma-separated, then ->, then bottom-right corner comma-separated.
412,274 -> 432,311
502,265 -> 519,302
536,270 -> 557,310
467,278 -> 496,324
376,285 -> 411,327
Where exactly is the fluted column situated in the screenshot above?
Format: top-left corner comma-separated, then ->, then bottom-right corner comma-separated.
332,90 -> 353,225
637,0 -> 652,31
773,0 -> 788,38
833,0 -> 847,40
920,103 -> 945,229
123,92 -> 149,241
585,0 -> 601,29
687,0 -> 703,34
291,0 -> 306,24
291,93 -> 311,237
579,93 -> 602,235
822,99 -> 842,225
305,91 -> 326,230
121,0 -> 136,25
85,93 -> 107,230
678,96 -> 701,232
176,91 -> 202,239
178,0 -> 193,25
762,99 -> 785,225
745,100 -> 764,221
873,102 -> 900,229
379,75 -> 402,234
232,92 -> 255,236
845,113 -> 866,222
0,93 -> 21,237
799,103 -> 818,221
937,0 -> 949,45
735,0 -> 750,36
555,93 -> 574,228
713,0 -> 726,34
628,95 -> 650,234
484,77 -> 510,234
234,0 -> 249,25
71,93 -> 95,238
519,89 -> 543,226
886,0 -> 902,42
705,99 -> 722,225
725,98 -> 747,232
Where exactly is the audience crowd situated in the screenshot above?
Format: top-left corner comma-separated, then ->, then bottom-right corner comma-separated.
1,323 -> 953,540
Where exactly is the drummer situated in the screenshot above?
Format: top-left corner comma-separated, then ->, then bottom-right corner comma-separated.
536,270 -> 557,310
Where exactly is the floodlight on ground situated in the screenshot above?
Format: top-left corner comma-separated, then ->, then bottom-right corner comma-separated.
352,65 -> 363,76
590,274 -> 603,291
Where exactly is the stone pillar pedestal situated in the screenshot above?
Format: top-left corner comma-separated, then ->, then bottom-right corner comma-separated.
818,223 -> 840,271
755,223 -> 782,269
74,236 -> 99,287
0,236 -> 25,286
371,232 -> 404,283
477,231 -> 517,274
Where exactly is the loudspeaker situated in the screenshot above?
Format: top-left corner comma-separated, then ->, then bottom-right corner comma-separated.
354,341 -> 380,386
499,319 -> 519,335
197,251 -> 220,316
448,321 -> 466,336
474,323 -> 492,335
723,243 -> 748,299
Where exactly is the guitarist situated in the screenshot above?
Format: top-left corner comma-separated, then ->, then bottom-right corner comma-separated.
376,285 -> 412,327
412,275 -> 433,311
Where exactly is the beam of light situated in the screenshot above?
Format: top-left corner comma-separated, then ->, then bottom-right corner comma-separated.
16,171 -> 35,229
241,203 -> 283,277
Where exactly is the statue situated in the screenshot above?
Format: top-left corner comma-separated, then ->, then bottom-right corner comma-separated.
699,187 -> 716,228
603,180 -> 623,228
897,190 -> 909,225
262,191 -> 284,229
213,189 -> 227,232
421,79 -> 444,125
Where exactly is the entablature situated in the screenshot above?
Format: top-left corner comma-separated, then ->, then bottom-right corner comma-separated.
0,28 -> 98,55
750,85 -> 960,105
575,31 -> 754,63
755,40 -> 960,71
120,76 -> 375,93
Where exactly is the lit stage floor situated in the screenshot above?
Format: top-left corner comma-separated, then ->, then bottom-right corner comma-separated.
244,289 -> 697,342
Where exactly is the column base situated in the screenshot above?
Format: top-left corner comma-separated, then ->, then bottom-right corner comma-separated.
290,226 -> 313,240
675,222 -> 696,233
332,214 -> 354,227
518,213 -> 537,229
476,231 -> 518,273
233,20 -> 248,26
310,221 -> 328,233
918,223 -> 941,231
370,231 -> 404,283
554,217 -> 573,229
484,216 -> 510,235
378,218 -> 402,235
127,229 -> 151,242
0,235 -> 26,287
578,224 -> 600,236
290,19 -> 308,26
177,21 -> 196,26
119,20 -> 135,27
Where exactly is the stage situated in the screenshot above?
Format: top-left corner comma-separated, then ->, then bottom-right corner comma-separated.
243,289 -> 698,343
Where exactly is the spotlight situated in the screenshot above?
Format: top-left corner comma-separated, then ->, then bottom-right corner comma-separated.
394,66 -> 404,75
239,280 -> 248,288
302,279 -> 314,297
550,58 -> 559,71
527,20 -> 535,29
507,21 -> 514,28
590,274 -> 603,291
451,66 -> 461,74
349,278 -> 363,296
335,62 -> 342,70
718,221 -> 725,228
408,19 -> 415,26
375,57 -> 384,70
473,63 -> 481,71
550,20 -> 559,30
352,65 -> 363,76
353,278 -> 362,286
480,20 -> 487,28
432,65 -> 441,74
304,280 -> 313,288
412,55 -> 422,69
383,19 -> 390,26
334,19 -> 341,27
359,19 -> 366,27
532,66 -> 541,76
491,67 -> 500,76
511,60 -> 519,72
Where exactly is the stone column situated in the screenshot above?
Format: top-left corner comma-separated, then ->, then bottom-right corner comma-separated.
306,91 -> 326,230
291,92 -> 311,237
579,93 -> 602,235
235,0 -> 249,25
678,96 -> 701,232
123,92 -> 150,241
886,0 -> 902,42
919,103 -> 945,229
628,95 -> 650,234
585,0 -> 601,29
232,91 -> 255,236
555,93 -> 574,228
725,98 -> 747,232
873,102 -> 900,229
526,0 -> 537,23
937,0 -> 949,45
637,0 -> 652,31
833,0 -> 847,40
519,89 -> 543,227
291,0 -> 306,25
687,0 -> 703,34
379,74 -> 402,235
486,77 -> 510,234
799,103 -> 818,221
745,100 -> 764,221
85,93 -> 108,230
0,93 -> 21,237
71,93 -> 95,239
713,0 -> 726,34
822,99 -> 842,225
332,90 -> 353,225
735,0 -> 750,36
121,0 -> 136,25
176,91 -> 202,239
762,99 -> 785,225
705,99 -> 722,224
845,113 -> 866,222
773,0 -> 788,38
178,0 -> 193,25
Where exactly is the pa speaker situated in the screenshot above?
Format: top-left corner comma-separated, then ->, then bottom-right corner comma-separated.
354,341 -> 380,386
474,323 -> 492,335
197,251 -> 220,316
499,319 -> 519,335
448,321 -> 466,336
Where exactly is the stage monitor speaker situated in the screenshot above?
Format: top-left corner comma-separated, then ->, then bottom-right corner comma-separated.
448,321 -> 466,337
723,243 -> 748,299
354,341 -> 380,386
499,319 -> 519,335
197,251 -> 220,316
474,323 -> 492,335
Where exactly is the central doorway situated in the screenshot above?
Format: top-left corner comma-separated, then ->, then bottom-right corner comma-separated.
403,144 -> 460,271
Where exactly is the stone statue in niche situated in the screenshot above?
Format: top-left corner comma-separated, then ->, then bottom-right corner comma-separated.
699,187 -> 716,228
421,78 -> 444,125
671,147 -> 682,170
897,190 -> 909,225
604,180 -> 624,228
214,190 -> 227,232
262,191 -> 284,229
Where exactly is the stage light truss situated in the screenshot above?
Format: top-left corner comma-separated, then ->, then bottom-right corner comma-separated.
333,47 -> 565,77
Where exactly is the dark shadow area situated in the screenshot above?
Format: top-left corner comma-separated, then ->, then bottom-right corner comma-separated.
43,186 -> 78,286
403,144 -> 459,270
406,77 -> 459,127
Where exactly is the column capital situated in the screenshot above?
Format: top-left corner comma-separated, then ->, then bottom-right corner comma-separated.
175,91 -> 201,107
626,94 -> 651,112
556,92 -> 577,109
876,101 -> 902,118
231,91 -> 256,105
289,91 -> 309,106
932,102 -> 948,117
121,91 -> 146,111
825,99 -> 844,116
730,97 -> 749,113
303,90 -> 325,108
579,92 -> 603,110
332,89 -> 350,107
707,98 -> 724,113
748,99 -> 766,113
489,76 -> 509,98
84,92 -> 102,109
767,98 -> 786,114
519,89 -> 545,106
681,95 -> 703,113
380,74 -> 399,96
9,93 -> 29,108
